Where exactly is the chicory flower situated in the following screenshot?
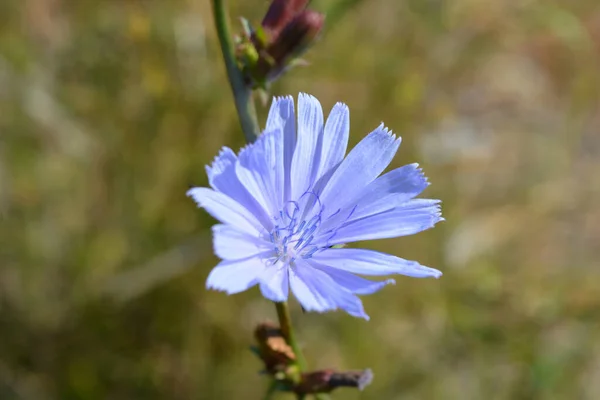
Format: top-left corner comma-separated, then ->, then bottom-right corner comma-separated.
188,93 -> 442,319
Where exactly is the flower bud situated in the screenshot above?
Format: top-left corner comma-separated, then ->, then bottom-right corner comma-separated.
295,368 -> 374,394
265,10 -> 324,71
236,0 -> 324,89
261,0 -> 310,38
254,322 -> 296,373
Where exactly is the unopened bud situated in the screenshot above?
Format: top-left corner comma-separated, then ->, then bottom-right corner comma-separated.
330,369 -> 374,391
252,9 -> 324,84
254,322 -> 296,373
295,369 -> 374,394
266,10 -> 324,67
237,0 -> 324,88
261,0 -> 310,38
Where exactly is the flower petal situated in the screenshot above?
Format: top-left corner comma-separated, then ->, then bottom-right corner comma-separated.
236,128 -> 284,218
206,147 -> 237,186
319,124 -> 401,214
321,199 -> 442,244
317,163 -> 430,233
266,96 -> 296,202
212,224 -> 271,260
206,256 -> 269,294
259,264 -> 289,302
290,93 -> 324,201
310,261 -> 395,294
312,248 -> 442,278
289,260 -> 368,319
316,102 -> 349,181
205,147 -> 271,228
187,187 -> 263,234
349,163 -> 430,220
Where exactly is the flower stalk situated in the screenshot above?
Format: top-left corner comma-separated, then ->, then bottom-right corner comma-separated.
211,2 -> 324,397
275,301 -> 307,371
274,302 -> 331,399
211,0 -> 260,143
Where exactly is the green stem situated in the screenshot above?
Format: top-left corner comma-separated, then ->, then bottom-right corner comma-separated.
275,302 -> 331,400
211,4 -> 330,399
211,0 -> 260,143
275,301 -> 307,370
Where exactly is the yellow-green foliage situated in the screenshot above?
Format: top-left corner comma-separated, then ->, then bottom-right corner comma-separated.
1,0 -> 599,399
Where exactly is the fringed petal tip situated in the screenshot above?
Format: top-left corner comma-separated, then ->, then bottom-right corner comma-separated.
236,141 -> 255,160
207,147 -> 236,172
272,94 -> 294,103
267,95 -> 295,126
427,203 -> 445,227
186,187 -> 200,202
394,261 -> 442,279
375,122 -> 402,144
206,277 -> 237,295
206,283 -> 246,296
298,92 -> 318,101
186,187 -> 211,208
206,280 -> 224,292
406,259 -> 443,279
205,268 -> 231,293
334,101 -> 349,110
409,163 -> 432,186
356,311 -> 370,321
425,266 -> 443,279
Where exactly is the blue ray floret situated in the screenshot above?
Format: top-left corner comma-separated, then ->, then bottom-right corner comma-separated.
188,93 -> 443,319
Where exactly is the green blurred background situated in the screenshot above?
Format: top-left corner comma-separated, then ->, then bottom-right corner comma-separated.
1,0 -> 600,399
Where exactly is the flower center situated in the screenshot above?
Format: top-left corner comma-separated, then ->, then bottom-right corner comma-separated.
268,200 -> 322,265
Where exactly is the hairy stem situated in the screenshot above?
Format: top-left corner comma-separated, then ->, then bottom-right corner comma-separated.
211,0 -> 260,143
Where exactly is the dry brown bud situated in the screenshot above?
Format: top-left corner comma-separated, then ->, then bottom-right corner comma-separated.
254,322 -> 296,372
295,368 -> 374,394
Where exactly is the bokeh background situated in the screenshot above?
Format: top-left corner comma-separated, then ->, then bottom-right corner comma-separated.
1,0 -> 600,399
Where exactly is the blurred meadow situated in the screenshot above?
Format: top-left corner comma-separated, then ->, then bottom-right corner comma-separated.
1,0 -> 600,399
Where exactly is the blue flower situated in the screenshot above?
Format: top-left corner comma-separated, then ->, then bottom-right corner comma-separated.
188,93 -> 443,319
